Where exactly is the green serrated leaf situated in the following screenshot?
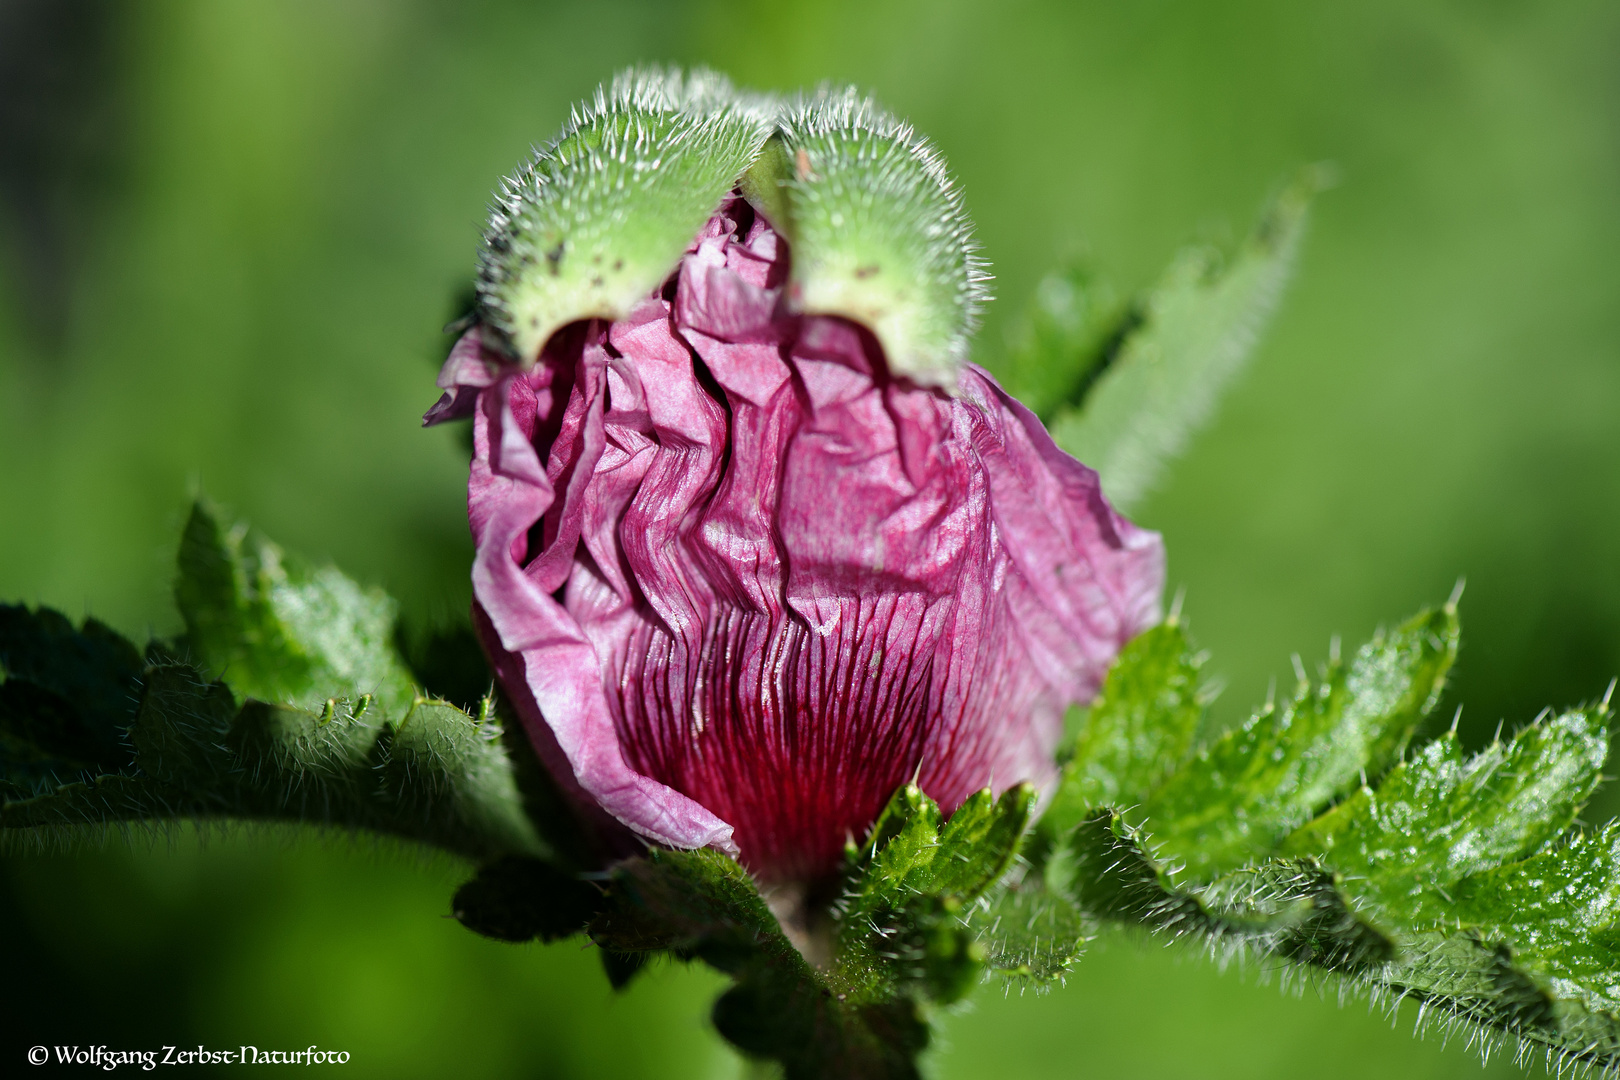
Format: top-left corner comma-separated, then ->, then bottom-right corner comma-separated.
1366,925 -> 1620,1070
1045,619 -> 1207,834
968,880 -> 1089,988
850,783 -> 1033,906
1143,603 -> 1458,880
3,661 -> 230,830
172,505 -> 543,857
1049,168 -> 1323,510
1382,932 -> 1572,1051
1,610 -> 545,860
0,605 -> 143,744
1020,591 -> 1620,1070
0,605 -> 142,793
1282,704 -> 1609,920
997,265 -> 1133,422
769,88 -> 989,387
835,783 -> 1032,1004
379,698 -> 547,859
1061,597 -> 1620,1069
478,67 -> 773,363
1198,861 -> 1394,972
1450,825 -> 1620,1016
853,782 -> 945,898
176,500 -> 417,716
128,662 -> 241,792
1,771 -> 182,833
1066,811 -> 1211,931
226,696 -> 382,816
931,786 -> 1036,897
0,681 -> 122,797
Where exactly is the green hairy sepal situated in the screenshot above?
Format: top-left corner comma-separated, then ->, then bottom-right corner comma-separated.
476,67 -> 987,388
477,69 -> 774,364
755,88 -> 991,385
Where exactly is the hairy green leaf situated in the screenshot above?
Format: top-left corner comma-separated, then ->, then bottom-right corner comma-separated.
0,606 -> 142,753
835,783 -> 1033,1003
4,504 -> 551,861
177,500 -> 416,717
1272,703 -> 1620,1065
851,783 -> 1033,904
2,649 -> 546,859
1143,603 -> 1458,879
0,605 -> 142,795
378,698 -> 546,858
1448,825 -> 1620,1019
1046,618 -> 1208,832
1042,597 -> 1620,1071
1048,169 -> 1323,510
1380,931 -> 1593,1060
997,265 -> 1132,423
1283,707 -> 1608,918
1065,810 -> 1395,973
968,878 -> 1090,989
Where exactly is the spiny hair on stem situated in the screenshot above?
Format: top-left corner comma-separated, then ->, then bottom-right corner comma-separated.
1125,912 -> 1620,1080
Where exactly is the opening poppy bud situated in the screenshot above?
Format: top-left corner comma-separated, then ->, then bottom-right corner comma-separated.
427,70 -> 1165,886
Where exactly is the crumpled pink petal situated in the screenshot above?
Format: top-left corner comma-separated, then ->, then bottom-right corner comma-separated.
429,196 -> 1165,882
422,326 -> 504,427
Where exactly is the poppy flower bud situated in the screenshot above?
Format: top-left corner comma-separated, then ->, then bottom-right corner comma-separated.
426,70 -> 1164,884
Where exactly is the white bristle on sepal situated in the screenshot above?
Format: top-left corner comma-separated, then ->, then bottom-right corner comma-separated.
770,85 -> 992,390
476,66 -> 775,363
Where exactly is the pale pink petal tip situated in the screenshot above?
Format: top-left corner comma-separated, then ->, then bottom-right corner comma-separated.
423,328 -> 505,427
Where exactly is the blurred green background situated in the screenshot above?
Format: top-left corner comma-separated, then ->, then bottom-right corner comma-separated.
2,0 -> 1617,1076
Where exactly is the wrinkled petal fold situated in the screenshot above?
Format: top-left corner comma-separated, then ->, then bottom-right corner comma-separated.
452,197 -> 1164,881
